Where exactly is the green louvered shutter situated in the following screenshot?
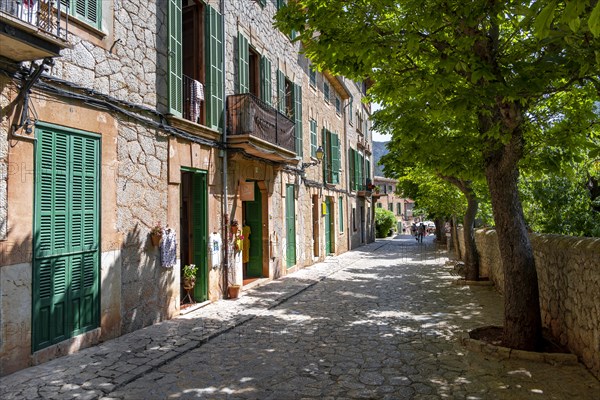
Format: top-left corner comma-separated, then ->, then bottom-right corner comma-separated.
285,184 -> 296,267
293,84 -> 303,156
260,56 -> 272,106
168,0 -> 182,116
192,172 -> 208,302
310,119 -> 317,157
62,1 -> 101,28
358,152 -> 364,190
206,5 -> 224,130
348,97 -> 353,124
331,133 -> 340,184
366,158 -> 371,180
322,128 -> 328,183
238,32 -> 249,94
349,148 -> 355,190
34,125 -> 99,351
258,0 -> 266,7
277,70 -> 285,113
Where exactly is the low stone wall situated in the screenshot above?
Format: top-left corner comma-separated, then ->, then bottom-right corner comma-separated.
457,227 -> 600,379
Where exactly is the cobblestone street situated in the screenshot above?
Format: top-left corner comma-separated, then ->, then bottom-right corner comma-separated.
2,236 -> 599,399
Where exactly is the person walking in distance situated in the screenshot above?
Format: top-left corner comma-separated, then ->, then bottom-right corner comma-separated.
417,223 -> 425,243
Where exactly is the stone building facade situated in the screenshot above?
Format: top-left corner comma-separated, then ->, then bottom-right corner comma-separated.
0,0 -> 374,375
373,176 -> 415,233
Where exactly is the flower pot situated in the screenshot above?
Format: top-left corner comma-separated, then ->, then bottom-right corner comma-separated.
183,276 -> 196,290
228,285 -> 241,299
151,233 -> 162,247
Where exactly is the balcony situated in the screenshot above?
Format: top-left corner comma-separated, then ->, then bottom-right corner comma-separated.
357,134 -> 371,154
227,93 -> 298,163
0,1 -> 70,62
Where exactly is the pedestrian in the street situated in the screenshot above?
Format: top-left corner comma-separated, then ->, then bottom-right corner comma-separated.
417,223 -> 425,243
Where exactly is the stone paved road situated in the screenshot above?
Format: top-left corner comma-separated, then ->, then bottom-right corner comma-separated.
2,236 -> 599,399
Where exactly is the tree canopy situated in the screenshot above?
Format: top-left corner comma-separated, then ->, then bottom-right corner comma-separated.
276,0 -> 600,350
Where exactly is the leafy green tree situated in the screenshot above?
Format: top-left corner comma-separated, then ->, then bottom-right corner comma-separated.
375,207 -> 397,238
277,0 -> 600,350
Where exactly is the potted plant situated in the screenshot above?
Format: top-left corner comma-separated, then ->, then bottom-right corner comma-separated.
150,222 -> 163,246
182,264 -> 198,290
231,219 -> 239,235
228,284 -> 241,299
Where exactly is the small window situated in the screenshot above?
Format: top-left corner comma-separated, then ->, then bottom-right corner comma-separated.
377,203 -> 382,208
309,68 -> 316,88
335,96 -> 341,115
310,119 -> 317,157
323,81 -> 330,103
62,0 -> 101,29
388,203 -> 393,212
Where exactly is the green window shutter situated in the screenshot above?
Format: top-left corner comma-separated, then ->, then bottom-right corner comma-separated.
349,148 -> 355,190
338,197 -> 344,232
294,83 -> 303,157
238,32 -> 249,94
331,133 -> 340,184
322,128 -> 329,183
323,82 -> 330,102
358,152 -> 364,191
285,184 -> 296,267
62,1 -> 101,28
310,119 -> 317,157
309,68 -> 316,87
354,149 -> 360,190
277,70 -> 285,113
206,5 -> 224,130
34,125 -> 100,351
168,0 -> 182,117
260,56 -> 272,106
366,158 -> 371,180
259,0 -> 266,7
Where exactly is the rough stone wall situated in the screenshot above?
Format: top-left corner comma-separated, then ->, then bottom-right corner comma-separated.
116,122 -> 173,334
467,228 -> 600,379
0,76 -> 9,241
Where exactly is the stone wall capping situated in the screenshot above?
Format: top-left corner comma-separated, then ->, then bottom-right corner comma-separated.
456,227 -> 600,379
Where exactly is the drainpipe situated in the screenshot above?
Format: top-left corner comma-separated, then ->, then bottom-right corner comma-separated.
220,0 -> 229,298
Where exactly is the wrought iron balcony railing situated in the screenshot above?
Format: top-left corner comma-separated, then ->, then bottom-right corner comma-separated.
1,0 -> 69,40
227,93 -> 296,153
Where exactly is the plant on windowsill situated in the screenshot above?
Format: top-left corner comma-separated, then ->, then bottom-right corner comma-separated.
150,222 -> 163,247
182,264 -> 198,290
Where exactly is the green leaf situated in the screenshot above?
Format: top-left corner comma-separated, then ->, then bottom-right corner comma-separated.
534,1 -> 557,39
568,16 -> 581,32
590,2 -> 600,37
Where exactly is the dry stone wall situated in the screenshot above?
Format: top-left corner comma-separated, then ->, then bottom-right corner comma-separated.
458,227 -> 600,379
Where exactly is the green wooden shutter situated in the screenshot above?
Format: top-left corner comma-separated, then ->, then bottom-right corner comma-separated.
293,83 -> 303,157
322,128 -> 328,183
349,148 -> 355,190
277,70 -> 285,113
331,133 -> 340,184
310,119 -> 317,157
206,5 -> 224,130
338,197 -> 344,232
168,0 -> 182,116
192,172 -> 208,302
366,158 -> 371,180
238,32 -> 249,94
34,126 -> 99,351
260,56 -> 272,106
285,184 -> 296,267
259,0 -> 266,7
62,1 -> 100,28
358,152 -> 364,191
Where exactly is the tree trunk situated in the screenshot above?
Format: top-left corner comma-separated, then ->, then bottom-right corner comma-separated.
451,216 -> 461,260
484,125 -> 542,351
435,218 -> 446,244
462,194 -> 479,281
439,176 -> 480,281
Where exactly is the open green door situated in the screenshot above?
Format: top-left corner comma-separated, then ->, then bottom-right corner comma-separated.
244,181 -> 263,277
191,171 -> 208,302
285,184 -> 296,267
324,198 -> 331,255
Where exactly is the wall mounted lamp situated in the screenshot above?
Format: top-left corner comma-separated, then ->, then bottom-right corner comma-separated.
300,146 -> 324,171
